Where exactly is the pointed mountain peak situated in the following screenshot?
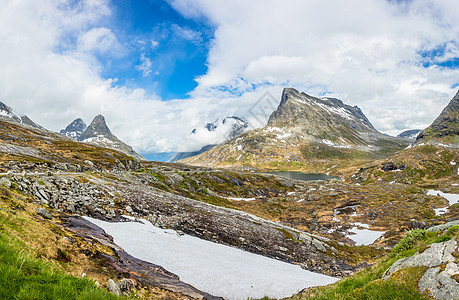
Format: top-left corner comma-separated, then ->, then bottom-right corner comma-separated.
60,118 -> 87,140
78,114 -> 114,141
0,101 -> 23,123
77,114 -> 145,160
0,100 -> 42,129
269,88 -> 376,132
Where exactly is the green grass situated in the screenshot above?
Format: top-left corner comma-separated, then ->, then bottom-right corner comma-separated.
0,225 -> 122,299
289,226 -> 459,300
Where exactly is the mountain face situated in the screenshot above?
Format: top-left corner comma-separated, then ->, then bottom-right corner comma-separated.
0,101 -> 42,129
77,115 -> 145,161
268,88 -> 376,133
180,88 -> 409,169
170,116 -> 248,162
397,129 -> 421,140
414,90 -> 459,148
59,118 -> 87,140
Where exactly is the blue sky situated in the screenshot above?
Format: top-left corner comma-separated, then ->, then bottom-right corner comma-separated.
95,0 -> 213,100
0,0 -> 458,156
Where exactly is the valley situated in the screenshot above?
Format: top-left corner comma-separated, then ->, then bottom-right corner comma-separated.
0,87 -> 458,299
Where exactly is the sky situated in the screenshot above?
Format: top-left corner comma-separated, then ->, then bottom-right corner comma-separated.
0,0 -> 458,157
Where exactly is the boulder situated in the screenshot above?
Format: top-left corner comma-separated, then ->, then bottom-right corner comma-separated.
382,239 -> 456,280
418,264 -> 459,300
107,279 -> 121,296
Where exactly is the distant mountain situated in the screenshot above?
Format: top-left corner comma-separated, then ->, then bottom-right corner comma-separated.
192,116 -> 248,139
0,101 -> 43,129
169,144 -> 217,163
397,129 -> 421,140
414,90 -> 459,148
170,116 -> 248,162
59,115 -> 144,161
59,118 -> 87,140
180,88 -> 409,169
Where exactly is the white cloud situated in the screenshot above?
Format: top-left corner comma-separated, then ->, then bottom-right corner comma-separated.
1,0 -> 459,157
171,0 -> 459,136
77,27 -> 120,54
136,53 -> 153,77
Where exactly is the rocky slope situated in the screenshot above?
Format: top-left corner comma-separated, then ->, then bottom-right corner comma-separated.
415,90 -> 459,148
181,88 -> 410,171
352,90 -> 459,186
76,115 -> 145,161
0,101 -> 43,129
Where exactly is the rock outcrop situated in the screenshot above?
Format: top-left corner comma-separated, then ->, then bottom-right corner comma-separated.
383,229 -> 459,300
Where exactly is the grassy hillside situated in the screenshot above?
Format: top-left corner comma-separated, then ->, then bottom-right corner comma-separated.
0,186 -> 188,299
290,227 -> 459,299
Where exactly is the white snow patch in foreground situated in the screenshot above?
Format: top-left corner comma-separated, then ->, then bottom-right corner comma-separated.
347,223 -> 385,246
84,217 -> 338,300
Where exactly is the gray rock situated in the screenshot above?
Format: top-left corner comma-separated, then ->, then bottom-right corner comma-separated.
418,264 -> 459,300
311,238 -> 327,253
119,278 -> 135,295
38,189 -> 49,200
107,279 -> 121,296
383,239 -> 457,280
37,208 -> 53,220
428,220 -> 459,233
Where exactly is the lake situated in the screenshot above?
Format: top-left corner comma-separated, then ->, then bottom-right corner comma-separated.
267,171 -> 340,181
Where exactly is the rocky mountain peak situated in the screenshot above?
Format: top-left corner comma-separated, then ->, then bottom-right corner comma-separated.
60,118 -> 87,140
78,114 -> 115,141
268,88 -> 376,132
76,114 -> 144,161
415,90 -> 459,148
0,101 -> 22,123
0,101 -> 42,129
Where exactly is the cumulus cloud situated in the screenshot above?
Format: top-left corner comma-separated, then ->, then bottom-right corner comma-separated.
77,27 -> 120,54
171,0 -> 459,135
1,0 -> 459,157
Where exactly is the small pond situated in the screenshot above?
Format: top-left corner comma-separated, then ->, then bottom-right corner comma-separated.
266,171 -> 340,181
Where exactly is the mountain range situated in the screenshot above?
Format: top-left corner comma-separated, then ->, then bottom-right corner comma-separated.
60,115 -> 144,161
180,88 -> 410,169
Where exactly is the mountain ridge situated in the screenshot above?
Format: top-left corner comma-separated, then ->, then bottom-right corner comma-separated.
180,88 -> 410,170
0,101 -> 43,130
